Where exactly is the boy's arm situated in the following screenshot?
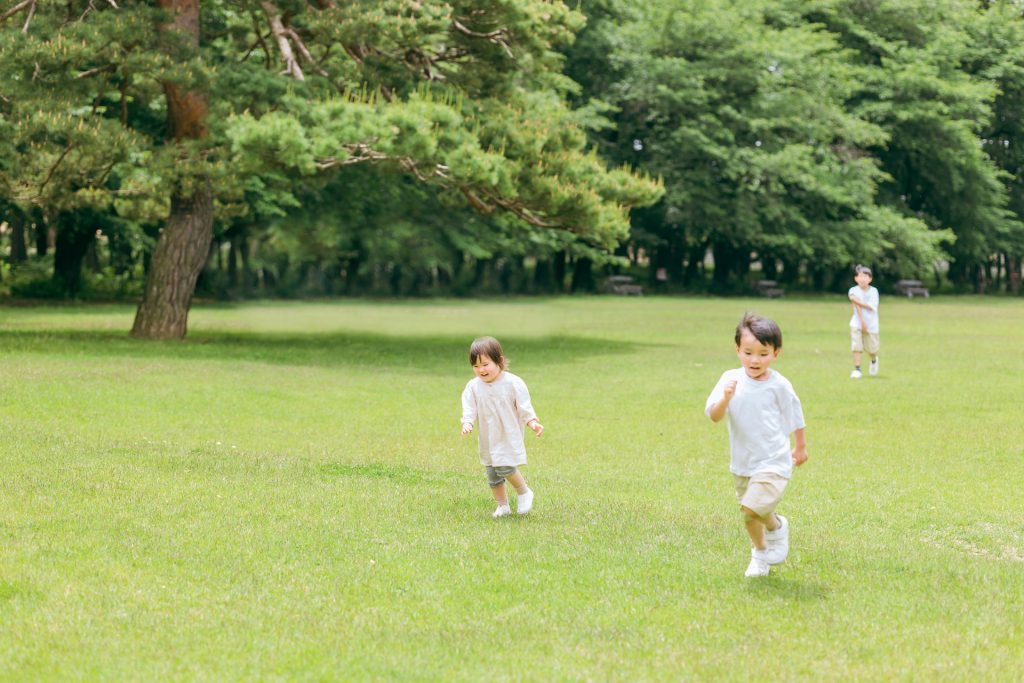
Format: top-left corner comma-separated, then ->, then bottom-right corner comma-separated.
707,380 -> 736,422
791,427 -> 808,466
849,293 -> 875,311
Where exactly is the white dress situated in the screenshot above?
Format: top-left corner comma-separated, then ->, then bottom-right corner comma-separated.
461,372 -> 538,467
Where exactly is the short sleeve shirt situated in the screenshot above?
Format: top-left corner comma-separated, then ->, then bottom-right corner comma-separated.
705,368 -> 805,478
849,285 -> 880,333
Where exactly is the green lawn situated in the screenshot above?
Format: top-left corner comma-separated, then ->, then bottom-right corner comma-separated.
1,297 -> 1022,681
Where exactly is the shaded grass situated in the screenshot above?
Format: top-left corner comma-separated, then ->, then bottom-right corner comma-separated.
1,297 -> 1023,681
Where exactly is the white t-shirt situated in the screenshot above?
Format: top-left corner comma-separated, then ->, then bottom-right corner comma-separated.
849,285 -> 880,333
704,368 -> 805,478
461,372 -> 538,467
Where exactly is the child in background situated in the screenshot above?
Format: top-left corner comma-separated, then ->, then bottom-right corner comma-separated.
706,314 -> 809,577
849,264 -> 880,379
461,336 -> 543,518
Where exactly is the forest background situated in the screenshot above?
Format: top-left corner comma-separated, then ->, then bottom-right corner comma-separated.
3,0 -> 1024,338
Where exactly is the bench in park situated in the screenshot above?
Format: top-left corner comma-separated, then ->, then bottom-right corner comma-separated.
894,279 -> 930,298
755,279 -> 785,298
604,275 -> 644,296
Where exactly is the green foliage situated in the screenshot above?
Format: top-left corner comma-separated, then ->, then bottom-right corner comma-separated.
561,0 -> 1024,291
1,0 -> 659,306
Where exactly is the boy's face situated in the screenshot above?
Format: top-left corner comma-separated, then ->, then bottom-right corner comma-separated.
855,271 -> 873,288
736,330 -> 780,381
472,355 -> 503,383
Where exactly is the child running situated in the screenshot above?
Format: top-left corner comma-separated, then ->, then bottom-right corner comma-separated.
461,336 -> 543,518
705,314 -> 808,577
849,264 -> 880,379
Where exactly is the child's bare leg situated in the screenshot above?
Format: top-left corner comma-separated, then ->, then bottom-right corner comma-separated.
505,470 -> 529,495
852,350 -> 862,366
491,482 -> 508,506
743,507 -> 780,550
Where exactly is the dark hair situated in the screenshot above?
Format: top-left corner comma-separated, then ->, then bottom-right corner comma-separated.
855,264 -> 872,276
469,336 -> 506,369
734,313 -> 782,350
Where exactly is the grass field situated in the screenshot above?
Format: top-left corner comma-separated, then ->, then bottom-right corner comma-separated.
1,296 -> 1022,681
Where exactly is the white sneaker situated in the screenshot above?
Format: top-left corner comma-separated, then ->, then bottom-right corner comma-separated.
516,489 -> 534,515
850,368 -> 862,379
869,358 -> 879,376
492,504 -> 511,518
764,515 -> 789,565
745,549 -> 771,577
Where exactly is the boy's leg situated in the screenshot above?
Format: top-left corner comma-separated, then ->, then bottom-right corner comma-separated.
739,474 -> 789,565
742,507 -> 768,550
742,508 -> 781,550
868,333 -> 880,374
851,328 -> 864,377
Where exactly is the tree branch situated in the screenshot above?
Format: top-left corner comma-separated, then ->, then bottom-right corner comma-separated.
20,0 -> 33,31
243,15 -> 273,68
452,18 -> 513,59
76,64 -> 117,79
261,1 -> 304,81
314,142 -> 555,228
0,0 -> 33,27
284,27 -> 329,77
35,143 -> 75,199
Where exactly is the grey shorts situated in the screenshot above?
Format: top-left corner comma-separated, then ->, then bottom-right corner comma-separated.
486,466 -> 518,487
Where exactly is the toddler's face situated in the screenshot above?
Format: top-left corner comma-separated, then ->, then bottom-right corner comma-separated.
736,330 -> 780,381
855,271 -> 873,288
472,356 -> 503,383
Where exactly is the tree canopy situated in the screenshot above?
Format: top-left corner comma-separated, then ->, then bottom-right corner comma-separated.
0,0 -> 660,337
3,0 -> 1024,320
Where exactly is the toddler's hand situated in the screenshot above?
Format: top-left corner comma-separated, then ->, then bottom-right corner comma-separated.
723,380 -> 737,399
461,423 -> 473,436
529,420 -> 544,437
792,447 -> 808,467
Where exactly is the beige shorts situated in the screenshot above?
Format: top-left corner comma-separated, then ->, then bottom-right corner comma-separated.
851,328 -> 880,354
733,472 -> 789,518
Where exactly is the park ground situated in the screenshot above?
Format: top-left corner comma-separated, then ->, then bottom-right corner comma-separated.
1,296 -> 1022,681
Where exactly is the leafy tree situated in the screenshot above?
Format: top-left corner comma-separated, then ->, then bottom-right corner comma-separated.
0,1 -> 660,337
569,0 -> 949,292
799,0 -> 1023,290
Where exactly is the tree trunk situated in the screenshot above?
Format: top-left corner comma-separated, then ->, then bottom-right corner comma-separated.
533,258 -> 553,293
34,211 -> 49,257
570,257 -> 594,293
239,234 -> 253,295
53,208 -> 100,297
711,241 -> 734,292
552,250 -> 567,293
131,185 -> 214,339
132,0 -> 210,339
8,210 -> 28,264
683,242 -> 706,287
1008,256 -> 1021,295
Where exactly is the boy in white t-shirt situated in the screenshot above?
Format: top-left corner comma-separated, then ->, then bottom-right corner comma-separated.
848,264 -> 880,379
705,314 -> 809,577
